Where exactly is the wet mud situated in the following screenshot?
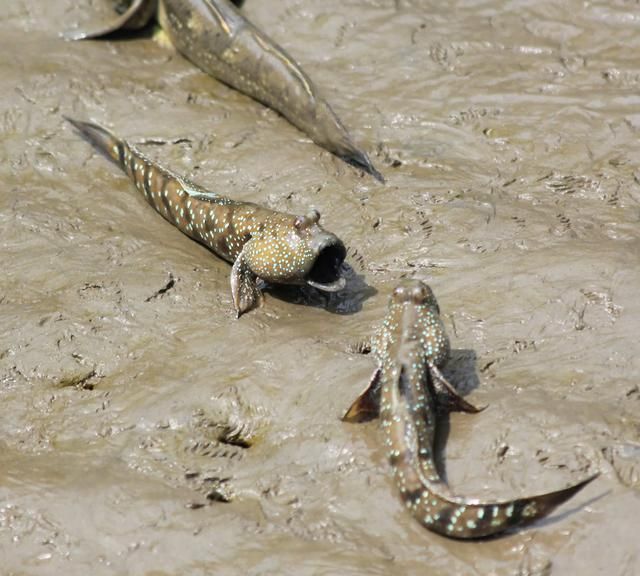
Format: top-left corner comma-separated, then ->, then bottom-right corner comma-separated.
2,1 -> 640,574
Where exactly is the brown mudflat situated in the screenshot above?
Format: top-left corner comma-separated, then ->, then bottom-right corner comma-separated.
1,1 -> 638,574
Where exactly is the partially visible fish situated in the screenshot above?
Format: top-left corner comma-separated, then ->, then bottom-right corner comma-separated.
66,0 -> 384,182
65,116 -> 347,317
344,280 -> 598,539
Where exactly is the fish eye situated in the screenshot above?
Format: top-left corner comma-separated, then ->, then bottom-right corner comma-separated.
294,209 -> 321,230
393,285 -> 407,298
307,208 -> 321,223
411,284 -> 427,303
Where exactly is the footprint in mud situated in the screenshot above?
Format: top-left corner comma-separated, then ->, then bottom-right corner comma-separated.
544,173 -> 601,197
124,387 -> 267,506
374,141 -> 403,169
417,210 -> 433,238
552,212 -> 574,236
429,42 -> 462,71
603,443 -> 640,491
345,245 -> 367,273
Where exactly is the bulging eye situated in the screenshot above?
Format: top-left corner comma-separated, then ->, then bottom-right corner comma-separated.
294,208 -> 321,230
307,208 -> 321,224
406,281 -> 435,305
393,285 -> 406,298
412,285 -> 427,303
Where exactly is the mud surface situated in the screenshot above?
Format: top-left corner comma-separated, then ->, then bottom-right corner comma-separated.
2,1 -> 640,574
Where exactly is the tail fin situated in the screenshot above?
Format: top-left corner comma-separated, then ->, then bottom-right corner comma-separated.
407,472 -> 599,540
64,116 -> 125,167
507,472 -> 600,526
63,0 -> 155,41
343,147 -> 385,184
388,351 -> 599,539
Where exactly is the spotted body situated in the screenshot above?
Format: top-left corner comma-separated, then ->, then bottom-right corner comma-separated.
66,117 -> 346,316
344,280 -> 598,539
66,0 -> 383,182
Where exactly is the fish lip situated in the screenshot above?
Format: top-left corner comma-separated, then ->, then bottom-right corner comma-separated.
307,276 -> 346,292
305,238 -> 347,292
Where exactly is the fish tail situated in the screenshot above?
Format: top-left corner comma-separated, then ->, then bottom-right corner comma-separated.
64,116 -> 128,170
400,472 -> 598,539
388,358 -> 598,539
65,116 -> 163,198
65,116 -> 221,247
392,402 -> 598,539
63,0 -> 156,41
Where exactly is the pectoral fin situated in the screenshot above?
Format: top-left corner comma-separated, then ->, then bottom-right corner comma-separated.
342,367 -> 381,423
429,363 -> 485,414
230,245 -> 263,318
64,0 -> 156,40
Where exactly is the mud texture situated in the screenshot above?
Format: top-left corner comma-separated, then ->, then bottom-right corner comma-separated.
1,1 -> 640,575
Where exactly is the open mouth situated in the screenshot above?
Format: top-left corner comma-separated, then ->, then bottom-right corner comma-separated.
306,241 -> 347,292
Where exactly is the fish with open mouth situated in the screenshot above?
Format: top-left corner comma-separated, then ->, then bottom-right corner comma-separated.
344,279 -> 599,539
65,0 -> 384,182
65,116 -> 347,317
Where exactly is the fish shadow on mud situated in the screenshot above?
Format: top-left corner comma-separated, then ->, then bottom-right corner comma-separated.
441,348 -> 481,399
264,263 -> 376,315
523,489 -> 607,535
432,348 -> 482,485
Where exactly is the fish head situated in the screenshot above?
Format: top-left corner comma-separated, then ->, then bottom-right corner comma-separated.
390,279 -> 439,313
246,209 -> 346,291
389,279 -> 449,364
